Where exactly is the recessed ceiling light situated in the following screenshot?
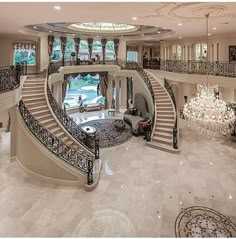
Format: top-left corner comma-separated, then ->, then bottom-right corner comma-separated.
208,33 -> 211,36
212,27 -> 216,30
163,27 -> 167,30
121,35 -> 124,38
141,33 -> 144,36
178,37 -> 182,39
178,23 -> 182,26
157,31 -> 161,34
49,30 -> 52,33
132,17 -> 137,20
54,5 -> 61,10
33,26 -> 37,29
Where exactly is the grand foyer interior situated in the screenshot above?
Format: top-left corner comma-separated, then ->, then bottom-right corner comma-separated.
0,1 -> 236,237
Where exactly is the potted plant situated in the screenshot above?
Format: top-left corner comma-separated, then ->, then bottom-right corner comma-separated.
228,102 -> 236,141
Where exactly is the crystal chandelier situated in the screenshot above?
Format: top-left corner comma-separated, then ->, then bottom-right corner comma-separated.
183,14 -> 235,137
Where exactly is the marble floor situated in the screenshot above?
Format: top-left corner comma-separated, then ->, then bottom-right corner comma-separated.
0,119 -> 236,237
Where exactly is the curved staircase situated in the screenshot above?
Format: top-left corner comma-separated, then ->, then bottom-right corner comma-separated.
22,77 -> 84,150
138,71 -> 180,153
19,76 -> 98,188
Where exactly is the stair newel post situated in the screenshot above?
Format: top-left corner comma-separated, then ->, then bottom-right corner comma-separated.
95,137 -> 99,159
88,38 -> 93,60
87,156 -> 94,185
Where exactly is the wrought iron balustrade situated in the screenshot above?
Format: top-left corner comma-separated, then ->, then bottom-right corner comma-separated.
18,100 -> 94,185
161,60 -> 236,77
0,63 -> 26,93
164,79 -> 178,149
46,82 -> 99,159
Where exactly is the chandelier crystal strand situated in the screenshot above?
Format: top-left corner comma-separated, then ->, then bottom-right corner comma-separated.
183,14 -> 235,137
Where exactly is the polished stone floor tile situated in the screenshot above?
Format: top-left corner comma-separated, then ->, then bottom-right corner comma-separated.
0,117 -> 236,237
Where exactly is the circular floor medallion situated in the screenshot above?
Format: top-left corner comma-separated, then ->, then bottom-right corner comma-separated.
80,119 -> 132,148
175,206 -> 236,237
73,209 -> 135,237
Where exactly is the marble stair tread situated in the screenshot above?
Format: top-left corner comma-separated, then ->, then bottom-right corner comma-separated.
28,105 -> 48,111
155,127 -> 173,133
23,97 -> 46,102
146,141 -> 180,154
152,136 -> 172,145
31,109 -> 51,116
154,131 -> 172,139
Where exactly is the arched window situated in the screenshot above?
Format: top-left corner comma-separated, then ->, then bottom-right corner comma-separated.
65,39 -> 75,61
51,38 -> 62,61
13,42 -> 36,65
92,41 -> 102,59
79,40 -> 88,60
171,45 -> 181,60
195,43 -> 207,61
106,41 -> 115,60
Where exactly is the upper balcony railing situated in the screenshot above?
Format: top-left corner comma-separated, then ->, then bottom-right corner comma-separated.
160,60 -> 236,78
0,62 -> 27,93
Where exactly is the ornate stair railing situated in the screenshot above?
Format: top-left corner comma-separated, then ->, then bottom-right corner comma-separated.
164,79 -> 178,149
161,60 -> 236,78
47,65 -> 99,159
0,63 -> 26,93
18,100 -> 94,185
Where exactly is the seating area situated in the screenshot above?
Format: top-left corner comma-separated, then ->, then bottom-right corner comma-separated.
123,93 -> 152,136
84,102 -> 104,112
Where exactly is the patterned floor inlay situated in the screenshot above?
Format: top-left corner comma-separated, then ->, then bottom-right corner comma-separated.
175,206 -> 236,237
73,209 -> 136,237
80,119 -> 132,148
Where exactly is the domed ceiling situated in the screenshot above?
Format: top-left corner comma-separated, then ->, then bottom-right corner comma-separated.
24,22 -> 173,39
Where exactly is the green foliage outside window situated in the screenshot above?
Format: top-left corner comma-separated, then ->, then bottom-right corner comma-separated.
65,39 -> 75,60
51,38 -> 61,61
105,41 -> 115,60
14,49 -> 36,65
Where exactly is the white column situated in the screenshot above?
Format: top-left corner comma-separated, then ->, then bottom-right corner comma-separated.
117,39 -> 127,61
107,74 -> 113,108
121,77 -> 127,109
115,78 -> 120,111
39,35 -> 49,71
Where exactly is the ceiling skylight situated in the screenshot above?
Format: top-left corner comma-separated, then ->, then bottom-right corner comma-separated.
69,22 -> 138,34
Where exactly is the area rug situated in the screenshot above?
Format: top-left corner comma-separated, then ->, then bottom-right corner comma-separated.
80,119 -> 132,148
175,206 -> 236,237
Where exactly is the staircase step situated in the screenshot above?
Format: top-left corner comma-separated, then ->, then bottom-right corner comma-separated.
156,107 -> 173,111
23,97 -> 45,103
22,89 -> 44,94
36,114 -> 52,121
22,93 -> 45,98
65,140 -> 74,146
155,127 -> 172,134
55,131 -> 65,138
158,115 -> 175,120
24,82 -> 45,86
40,118 -> 55,125
46,122 -> 58,129
156,122 -> 173,129
154,131 -> 172,139
146,141 -> 180,154
152,136 -> 172,146
31,110 -> 50,117
156,99 -> 170,103
28,105 -> 48,112
156,119 -> 175,124
156,111 -> 174,115
156,103 -> 172,107
50,127 -> 61,134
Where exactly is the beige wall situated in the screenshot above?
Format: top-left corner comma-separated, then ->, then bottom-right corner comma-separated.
160,35 -> 236,62
0,34 -> 40,73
